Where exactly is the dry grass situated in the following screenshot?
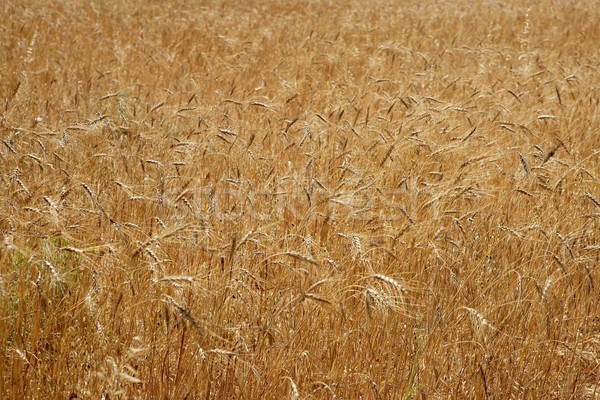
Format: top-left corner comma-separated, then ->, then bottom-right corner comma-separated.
1,0 -> 599,398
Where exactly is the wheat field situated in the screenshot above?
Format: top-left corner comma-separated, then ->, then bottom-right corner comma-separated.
1,0 -> 599,398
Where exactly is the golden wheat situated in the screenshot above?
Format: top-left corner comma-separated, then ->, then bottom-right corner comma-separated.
1,0 -> 599,398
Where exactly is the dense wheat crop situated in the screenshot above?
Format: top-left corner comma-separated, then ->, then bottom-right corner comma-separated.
1,0 -> 599,398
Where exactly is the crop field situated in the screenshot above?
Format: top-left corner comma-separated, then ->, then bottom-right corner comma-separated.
1,0 -> 599,398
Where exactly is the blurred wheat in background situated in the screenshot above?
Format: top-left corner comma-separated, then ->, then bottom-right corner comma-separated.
1,0 -> 599,398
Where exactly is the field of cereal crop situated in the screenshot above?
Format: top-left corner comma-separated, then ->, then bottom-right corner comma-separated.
1,0 -> 599,398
